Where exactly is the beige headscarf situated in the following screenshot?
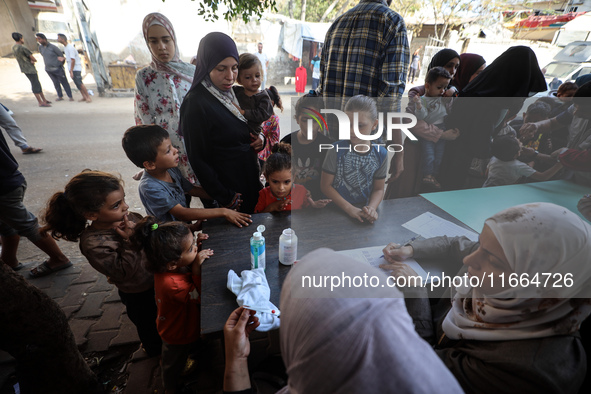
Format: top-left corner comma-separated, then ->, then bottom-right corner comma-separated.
142,13 -> 194,84
443,203 -> 591,341
278,248 -> 463,394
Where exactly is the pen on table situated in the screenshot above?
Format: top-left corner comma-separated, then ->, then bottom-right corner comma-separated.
380,236 -> 418,259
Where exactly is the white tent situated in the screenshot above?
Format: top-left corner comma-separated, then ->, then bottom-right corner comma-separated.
280,20 -> 331,59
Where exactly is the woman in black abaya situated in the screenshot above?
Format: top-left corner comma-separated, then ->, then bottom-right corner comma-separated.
180,33 -> 264,213
438,46 -> 547,190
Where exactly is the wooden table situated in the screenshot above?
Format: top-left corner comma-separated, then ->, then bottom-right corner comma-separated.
200,196 -> 473,334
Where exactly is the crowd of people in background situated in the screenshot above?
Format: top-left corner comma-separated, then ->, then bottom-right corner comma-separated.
2,0 -> 591,393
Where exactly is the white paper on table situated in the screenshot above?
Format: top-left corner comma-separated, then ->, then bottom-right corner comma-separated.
402,212 -> 479,242
336,245 -> 429,282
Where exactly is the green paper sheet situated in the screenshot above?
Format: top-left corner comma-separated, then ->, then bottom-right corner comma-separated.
421,180 -> 589,232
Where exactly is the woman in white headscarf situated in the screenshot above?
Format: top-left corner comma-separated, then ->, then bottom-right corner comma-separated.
382,202 -> 591,393
134,13 -> 197,184
223,248 -> 464,393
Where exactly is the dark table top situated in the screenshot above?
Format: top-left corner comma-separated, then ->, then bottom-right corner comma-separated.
200,196 -> 474,334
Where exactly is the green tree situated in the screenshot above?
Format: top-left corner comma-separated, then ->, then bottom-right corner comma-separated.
427,0 -> 512,40
162,0 -> 279,23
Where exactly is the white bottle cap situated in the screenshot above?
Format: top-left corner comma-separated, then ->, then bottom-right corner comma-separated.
253,232 -> 263,240
283,228 -> 293,237
257,225 -> 266,233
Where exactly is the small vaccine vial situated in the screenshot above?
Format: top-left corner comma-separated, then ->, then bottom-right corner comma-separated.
279,228 -> 298,265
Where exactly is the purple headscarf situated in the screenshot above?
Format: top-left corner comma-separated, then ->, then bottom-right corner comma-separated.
189,32 -> 239,92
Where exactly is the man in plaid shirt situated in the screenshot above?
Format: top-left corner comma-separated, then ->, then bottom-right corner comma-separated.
319,0 -> 410,182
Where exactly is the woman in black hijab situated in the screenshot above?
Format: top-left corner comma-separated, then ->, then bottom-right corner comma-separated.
385,48 -> 461,199
427,48 -> 461,97
180,32 -> 264,213
438,46 -> 547,190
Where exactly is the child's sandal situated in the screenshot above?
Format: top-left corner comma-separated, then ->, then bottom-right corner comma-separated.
422,175 -> 441,189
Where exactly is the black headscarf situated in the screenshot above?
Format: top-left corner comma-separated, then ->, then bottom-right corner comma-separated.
461,46 -> 547,97
453,53 -> 486,93
427,48 -> 460,71
189,32 -> 239,92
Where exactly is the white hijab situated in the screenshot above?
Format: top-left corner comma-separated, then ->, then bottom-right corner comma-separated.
443,203 -> 591,341
278,248 -> 463,394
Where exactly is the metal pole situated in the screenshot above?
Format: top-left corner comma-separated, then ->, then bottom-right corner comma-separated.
69,0 -> 110,95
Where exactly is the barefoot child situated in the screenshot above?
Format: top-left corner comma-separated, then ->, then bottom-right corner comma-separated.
122,125 -> 252,228
321,95 -> 387,224
41,171 -> 161,356
254,143 -> 331,213
131,216 -> 213,394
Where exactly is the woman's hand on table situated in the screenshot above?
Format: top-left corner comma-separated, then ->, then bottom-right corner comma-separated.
250,132 -> 265,152
380,242 -> 419,282
382,243 -> 414,263
379,262 -> 419,282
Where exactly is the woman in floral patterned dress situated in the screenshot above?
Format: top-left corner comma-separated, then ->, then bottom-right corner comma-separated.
134,13 -> 197,184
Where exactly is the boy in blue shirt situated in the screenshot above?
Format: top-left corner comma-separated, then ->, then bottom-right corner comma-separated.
122,125 -> 252,227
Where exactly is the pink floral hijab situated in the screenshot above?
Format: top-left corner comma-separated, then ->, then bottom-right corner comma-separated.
142,13 -> 194,84
443,203 -> 591,341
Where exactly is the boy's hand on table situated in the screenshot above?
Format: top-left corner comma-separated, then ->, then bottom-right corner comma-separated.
346,206 -> 366,223
224,209 -> 252,228
361,206 -> 378,223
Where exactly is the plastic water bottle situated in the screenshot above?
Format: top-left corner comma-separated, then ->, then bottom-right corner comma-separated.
250,225 -> 266,270
279,228 -> 298,265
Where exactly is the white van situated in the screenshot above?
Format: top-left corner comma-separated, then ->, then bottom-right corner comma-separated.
36,12 -> 82,50
543,41 -> 591,85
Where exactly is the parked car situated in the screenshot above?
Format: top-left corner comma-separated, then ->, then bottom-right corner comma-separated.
543,41 -> 591,85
